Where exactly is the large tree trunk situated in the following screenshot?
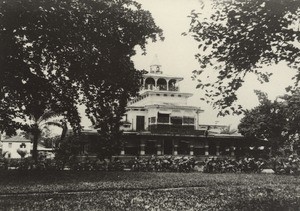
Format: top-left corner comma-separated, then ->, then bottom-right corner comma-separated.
31,125 -> 41,164
58,120 -> 68,146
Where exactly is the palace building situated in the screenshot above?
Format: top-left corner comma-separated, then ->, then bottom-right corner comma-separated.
117,56 -> 261,159
80,56 -> 266,159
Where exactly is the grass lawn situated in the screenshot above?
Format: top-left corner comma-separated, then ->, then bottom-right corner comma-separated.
0,171 -> 299,210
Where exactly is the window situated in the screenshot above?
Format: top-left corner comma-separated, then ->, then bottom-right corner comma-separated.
157,113 -> 169,123
178,95 -> 181,97
171,117 -> 182,125
150,117 -> 156,124
163,94 -> 167,96
156,94 -> 160,96
183,117 -> 195,125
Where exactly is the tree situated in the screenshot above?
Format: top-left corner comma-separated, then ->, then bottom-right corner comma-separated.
21,110 -> 69,161
238,89 -> 300,155
0,0 -> 163,159
280,88 -> 300,153
187,0 -> 300,115
32,112 -> 68,151
54,134 -> 82,170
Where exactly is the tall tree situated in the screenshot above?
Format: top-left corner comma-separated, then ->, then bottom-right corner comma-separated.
280,88 -> 300,152
0,0 -> 163,160
238,90 -> 300,155
187,0 -> 300,115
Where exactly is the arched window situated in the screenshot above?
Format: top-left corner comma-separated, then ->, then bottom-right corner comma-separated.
157,78 -> 167,90
145,77 -> 155,90
169,79 -> 177,91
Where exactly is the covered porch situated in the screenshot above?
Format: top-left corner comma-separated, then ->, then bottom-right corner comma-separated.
120,132 -> 266,160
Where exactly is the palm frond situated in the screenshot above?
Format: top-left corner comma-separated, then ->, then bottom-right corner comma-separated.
37,110 -> 61,124
44,121 -> 64,128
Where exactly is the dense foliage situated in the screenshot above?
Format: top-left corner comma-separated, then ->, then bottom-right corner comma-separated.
239,89 -> 300,155
204,157 -> 266,173
0,0 -> 163,159
1,154 -> 300,175
187,0 -> 300,115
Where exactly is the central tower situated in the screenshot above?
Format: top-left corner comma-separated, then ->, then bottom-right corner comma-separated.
149,54 -> 162,74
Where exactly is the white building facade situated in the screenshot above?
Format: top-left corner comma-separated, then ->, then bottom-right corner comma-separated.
118,58 -> 250,159
1,136 -> 32,159
80,57 -> 264,159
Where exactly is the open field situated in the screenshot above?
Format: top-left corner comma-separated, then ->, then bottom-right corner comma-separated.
0,171 -> 299,210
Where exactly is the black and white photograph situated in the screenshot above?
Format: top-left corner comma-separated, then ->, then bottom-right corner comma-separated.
1,0 -> 300,210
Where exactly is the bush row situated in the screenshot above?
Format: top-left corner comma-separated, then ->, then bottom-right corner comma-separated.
204,155 -> 300,174
0,154 -> 299,174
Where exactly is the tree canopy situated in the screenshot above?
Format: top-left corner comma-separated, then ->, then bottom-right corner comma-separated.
187,0 -> 300,115
0,0 -> 162,157
238,89 -> 300,155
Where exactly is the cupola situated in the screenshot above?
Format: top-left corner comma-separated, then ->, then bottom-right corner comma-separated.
150,54 -> 162,74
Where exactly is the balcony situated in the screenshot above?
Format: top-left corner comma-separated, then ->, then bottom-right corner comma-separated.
148,124 -> 205,136
142,85 -> 179,92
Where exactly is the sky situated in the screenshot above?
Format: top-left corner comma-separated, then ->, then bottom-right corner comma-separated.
130,0 -> 298,129
80,0 -> 297,129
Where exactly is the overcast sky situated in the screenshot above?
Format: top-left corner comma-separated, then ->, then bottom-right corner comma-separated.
81,0 -> 297,129
131,0 -> 297,129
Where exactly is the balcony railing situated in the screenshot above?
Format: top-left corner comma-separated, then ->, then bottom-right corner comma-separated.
142,85 -> 179,91
148,124 -> 204,135
157,117 -> 169,124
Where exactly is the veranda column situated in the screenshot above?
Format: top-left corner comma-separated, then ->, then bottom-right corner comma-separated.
189,144 -> 194,156
230,144 -> 235,157
156,141 -> 162,155
216,141 -> 220,156
173,139 -> 178,156
120,146 -> 125,155
140,139 -> 146,156
205,140 -> 209,156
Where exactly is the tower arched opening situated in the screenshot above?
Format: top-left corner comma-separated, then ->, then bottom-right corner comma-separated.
168,79 -> 178,91
157,78 -> 167,90
145,77 -> 155,90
